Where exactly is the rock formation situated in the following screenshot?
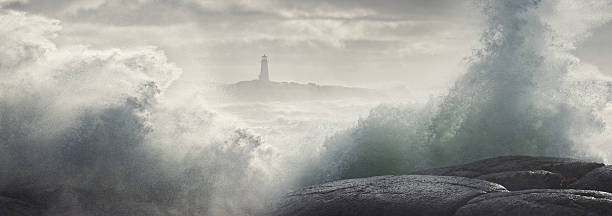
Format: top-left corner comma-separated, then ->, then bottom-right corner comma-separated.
269,156 -> 612,216
4,156 -> 612,216
269,175 -> 506,216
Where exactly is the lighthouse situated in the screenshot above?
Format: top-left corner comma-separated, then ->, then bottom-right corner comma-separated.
259,54 -> 269,81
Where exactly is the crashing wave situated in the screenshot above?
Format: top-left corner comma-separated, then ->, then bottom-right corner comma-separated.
314,0 -> 612,180
0,9 -> 278,216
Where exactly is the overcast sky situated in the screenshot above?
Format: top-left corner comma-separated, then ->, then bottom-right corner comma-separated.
2,0 -> 611,89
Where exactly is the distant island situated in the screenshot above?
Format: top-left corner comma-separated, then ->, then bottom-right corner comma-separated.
218,80 -> 380,102
215,55 -> 381,101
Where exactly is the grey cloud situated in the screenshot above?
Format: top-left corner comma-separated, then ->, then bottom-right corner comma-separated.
4,0 -> 475,48
2,0 -> 78,14
6,0 -> 199,25
9,0 -> 610,90
6,0 -> 471,25
279,0 -> 469,19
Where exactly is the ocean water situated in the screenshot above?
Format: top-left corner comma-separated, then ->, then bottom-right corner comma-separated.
1,1 -> 612,215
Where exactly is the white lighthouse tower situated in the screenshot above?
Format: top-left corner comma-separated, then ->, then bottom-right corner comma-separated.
259,54 -> 269,81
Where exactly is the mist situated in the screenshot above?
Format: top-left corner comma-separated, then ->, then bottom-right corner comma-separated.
2,0 -> 612,216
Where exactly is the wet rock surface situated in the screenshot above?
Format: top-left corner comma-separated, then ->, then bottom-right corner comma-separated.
475,170 -> 563,190
269,175 -> 507,216
455,189 -> 612,216
271,156 -> 612,216
5,156 -> 612,216
412,156 -> 604,181
569,166 -> 612,193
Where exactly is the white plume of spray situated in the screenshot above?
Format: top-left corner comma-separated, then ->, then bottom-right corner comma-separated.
0,9 -> 283,216
426,0 -> 612,164
314,0 -> 612,180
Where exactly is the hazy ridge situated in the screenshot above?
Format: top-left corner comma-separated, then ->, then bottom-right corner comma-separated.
217,80 -> 381,102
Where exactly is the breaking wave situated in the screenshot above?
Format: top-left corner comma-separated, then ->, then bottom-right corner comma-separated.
0,9 -> 284,216
313,0 -> 612,180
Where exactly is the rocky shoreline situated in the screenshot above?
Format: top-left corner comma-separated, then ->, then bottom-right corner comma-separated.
3,156 -> 612,216
268,156 -> 612,216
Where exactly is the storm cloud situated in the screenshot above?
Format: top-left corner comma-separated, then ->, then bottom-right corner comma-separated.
2,0 -> 611,90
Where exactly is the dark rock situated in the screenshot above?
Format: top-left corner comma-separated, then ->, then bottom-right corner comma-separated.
0,185 -> 176,216
455,189 -> 612,216
268,175 -> 507,216
270,156 -> 612,216
476,170 -> 563,191
413,156 -> 603,184
1,185 -> 64,209
0,196 -> 41,216
570,166 -> 612,193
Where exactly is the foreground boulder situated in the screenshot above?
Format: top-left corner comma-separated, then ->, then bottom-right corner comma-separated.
569,166 -> 612,193
413,156 -> 604,189
271,156 -> 612,216
455,189 -> 612,216
269,175 -> 507,216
